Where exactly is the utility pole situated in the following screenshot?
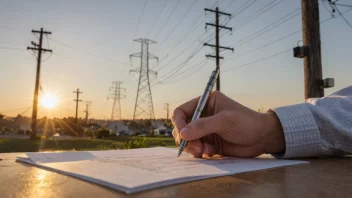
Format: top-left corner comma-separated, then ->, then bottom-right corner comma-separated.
301,0 -> 324,98
73,88 -> 83,136
204,7 -> 233,91
83,101 -> 92,124
130,38 -> 158,123
108,81 -> 125,120
27,28 -> 52,140
164,103 -> 169,120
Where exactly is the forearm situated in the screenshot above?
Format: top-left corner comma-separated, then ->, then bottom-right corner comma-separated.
270,87 -> 352,158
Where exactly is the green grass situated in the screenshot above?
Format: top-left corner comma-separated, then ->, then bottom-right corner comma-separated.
0,136 -> 176,153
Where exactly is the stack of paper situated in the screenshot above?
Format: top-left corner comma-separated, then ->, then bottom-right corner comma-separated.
16,147 -> 307,194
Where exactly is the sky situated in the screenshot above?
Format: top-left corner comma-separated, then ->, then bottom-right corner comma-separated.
0,0 -> 352,120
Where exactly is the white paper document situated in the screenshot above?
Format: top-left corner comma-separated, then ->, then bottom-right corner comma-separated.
16,147 -> 307,194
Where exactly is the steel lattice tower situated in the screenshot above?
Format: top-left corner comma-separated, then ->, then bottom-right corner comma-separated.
130,38 -> 158,121
108,81 -> 125,120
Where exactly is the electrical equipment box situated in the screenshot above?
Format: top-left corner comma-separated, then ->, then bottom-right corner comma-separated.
293,46 -> 308,58
323,78 -> 334,88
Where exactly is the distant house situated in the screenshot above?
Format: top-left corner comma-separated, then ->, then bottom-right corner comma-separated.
103,121 -> 131,135
153,125 -> 172,136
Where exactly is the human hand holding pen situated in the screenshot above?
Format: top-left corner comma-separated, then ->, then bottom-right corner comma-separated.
171,91 -> 286,158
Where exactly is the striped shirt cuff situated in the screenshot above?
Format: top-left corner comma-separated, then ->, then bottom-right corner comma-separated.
271,103 -> 322,158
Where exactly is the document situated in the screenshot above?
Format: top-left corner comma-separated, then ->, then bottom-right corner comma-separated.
16,147 -> 307,194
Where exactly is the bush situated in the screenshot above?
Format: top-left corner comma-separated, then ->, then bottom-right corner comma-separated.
123,137 -> 146,149
109,133 -> 117,137
95,128 -> 110,138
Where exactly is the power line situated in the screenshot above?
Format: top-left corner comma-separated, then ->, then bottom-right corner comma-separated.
225,30 -> 301,61
223,7 -> 352,62
0,46 -> 25,51
49,38 -> 128,66
224,0 -> 238,11
130,0 -> 149,51
232,0 -> 286,30
154,0 -> 199,52
231,0 -> 259,18
334,3 -> 352,28
223,48 -> 291,72
159,42 -> 204,81
161,59 -> 208,84
157,32 -> 209,72
229,7 -> 301,48
153,0 -> 182,40
158,4 -> 205,61
146,0 -> 169,38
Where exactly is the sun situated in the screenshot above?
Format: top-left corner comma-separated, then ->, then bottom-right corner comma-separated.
41,92 -> 58,109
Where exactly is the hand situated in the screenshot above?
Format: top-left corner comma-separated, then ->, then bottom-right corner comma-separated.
171,91 -> 285,158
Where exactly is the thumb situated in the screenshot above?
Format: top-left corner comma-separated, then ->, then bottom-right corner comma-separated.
180,112 -> 231,141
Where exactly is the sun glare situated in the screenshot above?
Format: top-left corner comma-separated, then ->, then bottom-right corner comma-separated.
41,92 -> 58,109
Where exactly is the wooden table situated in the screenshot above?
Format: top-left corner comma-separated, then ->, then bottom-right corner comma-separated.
1,153 -> 351,198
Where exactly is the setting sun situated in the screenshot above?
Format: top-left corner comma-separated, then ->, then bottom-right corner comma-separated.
41,92 -> 58,109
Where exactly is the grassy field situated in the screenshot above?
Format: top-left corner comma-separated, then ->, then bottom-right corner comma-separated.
0,136 -> 176,153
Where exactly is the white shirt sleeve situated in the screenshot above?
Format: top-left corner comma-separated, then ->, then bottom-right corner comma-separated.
271,85 -> 352,158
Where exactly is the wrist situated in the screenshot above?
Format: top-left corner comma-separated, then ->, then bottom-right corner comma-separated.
261,111 -> 285,154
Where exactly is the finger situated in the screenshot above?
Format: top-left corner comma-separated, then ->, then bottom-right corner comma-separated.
202,142 -> 216,157
180,111 -> 231,141
171,97 -> 200,131
172,129 -> 180,146
183,140 -> 203,158
222,141 -> 262,158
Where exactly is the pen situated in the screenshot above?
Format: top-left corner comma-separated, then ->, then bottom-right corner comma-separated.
177,68 -> 220,157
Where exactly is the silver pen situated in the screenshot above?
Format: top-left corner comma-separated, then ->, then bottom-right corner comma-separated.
177,68 -> 220,157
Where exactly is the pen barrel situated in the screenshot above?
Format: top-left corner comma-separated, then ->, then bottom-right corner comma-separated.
179,69 -> 219,153
191,69 -> 219,121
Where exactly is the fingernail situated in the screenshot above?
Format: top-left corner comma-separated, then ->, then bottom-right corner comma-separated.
180,128 -> 191,139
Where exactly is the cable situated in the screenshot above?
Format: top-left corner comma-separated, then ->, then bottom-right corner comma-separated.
153,0 -> 182,40
225,0 -> 238,11
157,31 -> 209,72
226,30 -> 301,62
232,0 -> 286,30
335,3 -> 352,8
211,0 -> 222,8
158,7 -> 205,61
0,46 -> 25,51
130,0 -> 148,51
52,52 -> 125,72
223,48 -> 291,72
334,4 -> 352,28
232,0 -> 259,18
146,0 -> 169,39
230,7 -> 301,48
154,0 -> 198,52
161,59 -> 208,84
49,38 -> 128,66
159,42 -> 204,81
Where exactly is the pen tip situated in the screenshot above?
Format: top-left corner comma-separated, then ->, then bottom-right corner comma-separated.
177,150 -> 182,157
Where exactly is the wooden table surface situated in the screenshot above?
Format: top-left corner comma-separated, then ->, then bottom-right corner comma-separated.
0,153 -> 351,198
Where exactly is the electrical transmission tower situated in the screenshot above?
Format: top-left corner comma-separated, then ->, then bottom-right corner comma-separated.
204,7 -> 233,91
130,38 -> 158,122
108,81 -> 125,120
27,28 -> 52,140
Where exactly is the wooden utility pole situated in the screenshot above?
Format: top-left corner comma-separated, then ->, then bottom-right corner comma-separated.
27,28 -> 52,140
73,88 -> 83,136
301,0 -> 324,98
204,7 -> 233,91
